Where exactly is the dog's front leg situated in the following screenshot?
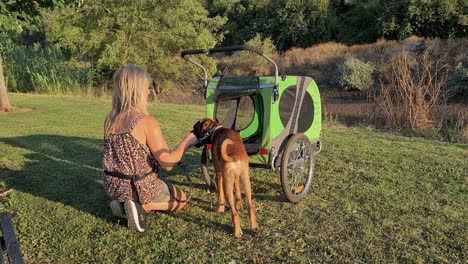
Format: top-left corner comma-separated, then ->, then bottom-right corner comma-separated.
215,171 -> 225,213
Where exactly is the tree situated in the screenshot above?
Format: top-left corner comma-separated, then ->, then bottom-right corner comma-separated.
205,0 -> 334,51
272,0 -> 332,50
41,0 -> 226,91
0,1 -> 24,111
224,34 -> 277,76
0,55 -> 11,111
333,0 -> 467,44
385,0 -> 467,39
332,0 -> 385,44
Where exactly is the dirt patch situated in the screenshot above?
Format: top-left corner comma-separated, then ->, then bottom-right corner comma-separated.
0,107 -> 33,113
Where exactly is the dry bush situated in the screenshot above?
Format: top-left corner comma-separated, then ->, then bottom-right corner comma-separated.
275,37 -> 423,88
156,92 -> 205,105
277,42 -> 350,85
368,49 -> 449,135
154,78 -> 205,105
366,38 -> 467,141
425,38 -> 467,66
295,37 -> 466,142
278,42 -> 349,69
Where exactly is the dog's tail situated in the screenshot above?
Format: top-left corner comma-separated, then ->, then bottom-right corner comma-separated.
220,138 -> 237,162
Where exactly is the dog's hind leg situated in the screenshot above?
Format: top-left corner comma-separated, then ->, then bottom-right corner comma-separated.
241,169 -> 260,235
234,175 -> 243,211
215,171 -> 225,213
224,177 -> 243,238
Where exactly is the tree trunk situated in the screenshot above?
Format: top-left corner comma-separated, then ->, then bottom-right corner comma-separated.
0,54 -> 11,111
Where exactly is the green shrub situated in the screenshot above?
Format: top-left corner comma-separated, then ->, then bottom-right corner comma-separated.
229,34 -> 277,76
446,62 -> 468,98
336,57 -> 375,91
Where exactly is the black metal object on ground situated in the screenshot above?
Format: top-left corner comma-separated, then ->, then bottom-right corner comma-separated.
0,212 -> 24,264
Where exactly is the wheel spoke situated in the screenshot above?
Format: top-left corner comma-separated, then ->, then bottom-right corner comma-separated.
286,139 -> 311,195
280,134 -> 315,202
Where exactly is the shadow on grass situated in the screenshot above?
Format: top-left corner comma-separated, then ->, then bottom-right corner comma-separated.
0,135 -> 111,219
0,135 -> 219,221
168,150 -> 288,203
158,209 -> 235,236
0,133 -> 287,236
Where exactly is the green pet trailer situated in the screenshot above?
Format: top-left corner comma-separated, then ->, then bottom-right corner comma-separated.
182,45 -> 322,203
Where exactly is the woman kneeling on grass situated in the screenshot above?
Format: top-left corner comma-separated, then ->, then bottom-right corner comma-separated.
102,64 -> 197,232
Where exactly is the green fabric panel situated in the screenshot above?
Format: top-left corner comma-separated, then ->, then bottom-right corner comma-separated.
205,87 -> 216,119
207,76 -> 220,88
253,87 -> 273,166
205,77 -> 220,118
258,76 -> 276,85
247,153 -> 268,165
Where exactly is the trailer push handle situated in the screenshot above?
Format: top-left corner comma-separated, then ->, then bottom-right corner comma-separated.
181,45 -> 279,102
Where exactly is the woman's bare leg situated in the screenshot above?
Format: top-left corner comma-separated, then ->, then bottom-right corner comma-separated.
142,185 -> 187,212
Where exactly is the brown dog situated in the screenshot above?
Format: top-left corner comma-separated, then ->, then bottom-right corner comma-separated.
192,118 -> 260,237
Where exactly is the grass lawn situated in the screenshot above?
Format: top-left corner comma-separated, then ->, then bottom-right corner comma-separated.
0,93 -> 467,263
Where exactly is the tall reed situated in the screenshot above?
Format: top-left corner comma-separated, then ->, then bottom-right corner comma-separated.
1,40 -> 93,95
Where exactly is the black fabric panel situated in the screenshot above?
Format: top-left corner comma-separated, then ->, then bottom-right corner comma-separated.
290,77 -> 305,135
243,136 -> 261,155
216,99 -> 239,130
279,85 -> 297,128
215,89 -> 258,101
297,92 -> 314,133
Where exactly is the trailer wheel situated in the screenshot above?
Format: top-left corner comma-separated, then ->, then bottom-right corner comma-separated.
201,146 -> 217,193
280,133 -> 314,203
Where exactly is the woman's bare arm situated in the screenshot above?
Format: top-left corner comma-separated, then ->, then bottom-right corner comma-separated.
143,116 -> 196,171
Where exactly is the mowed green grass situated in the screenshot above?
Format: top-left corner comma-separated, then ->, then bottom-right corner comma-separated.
0,93 -> 466,263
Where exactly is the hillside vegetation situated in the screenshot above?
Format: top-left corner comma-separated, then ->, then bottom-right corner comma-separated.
1,1 -> 466,142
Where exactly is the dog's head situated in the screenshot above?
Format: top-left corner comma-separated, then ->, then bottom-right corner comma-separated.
191,118 -> 219,139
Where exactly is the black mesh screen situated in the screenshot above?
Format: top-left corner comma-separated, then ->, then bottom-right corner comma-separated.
215,77 -> 259,101
279,85 -> 297,128
297,92 -> 314,133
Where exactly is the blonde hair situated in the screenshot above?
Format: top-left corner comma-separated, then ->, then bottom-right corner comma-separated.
104,64 -> 152,137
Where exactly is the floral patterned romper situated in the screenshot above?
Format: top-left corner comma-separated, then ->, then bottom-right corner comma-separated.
102,114 -> 168,204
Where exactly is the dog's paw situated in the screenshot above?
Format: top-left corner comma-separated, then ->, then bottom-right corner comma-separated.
235,201 -> 244,211
251,227 -> 262,237
234,229 -> 243,238
205,184 -> 217,194
216,206 -> 225,214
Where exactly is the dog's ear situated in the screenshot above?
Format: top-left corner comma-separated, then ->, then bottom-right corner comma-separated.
192,119 -> 205,138
202,118 -> 217,132
202,120 -> 210,131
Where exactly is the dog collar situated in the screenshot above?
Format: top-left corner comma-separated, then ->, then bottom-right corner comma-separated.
194,125 -> 223,148
209,125 -> 223,142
